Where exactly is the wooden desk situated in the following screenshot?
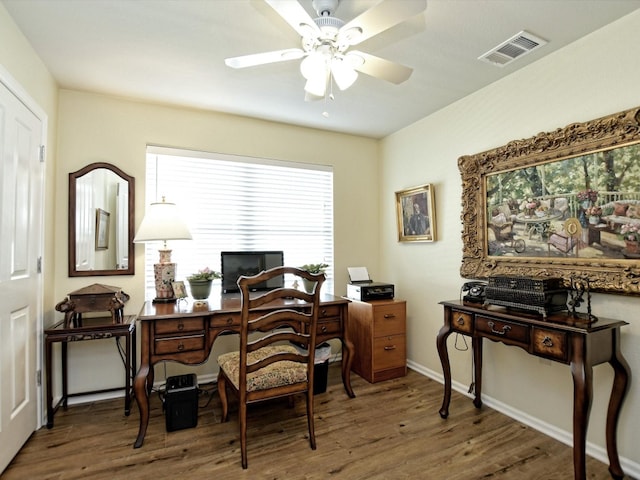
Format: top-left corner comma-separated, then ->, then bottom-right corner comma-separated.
45,315 -> 136,428
437,300 -> 630,480
133,293 -> 354,448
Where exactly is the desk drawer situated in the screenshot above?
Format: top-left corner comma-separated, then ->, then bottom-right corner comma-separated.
154,318 -> 205,335
317,318 -> 341,335
373,334 -> 406,371
318,305 -> 341,319
154,334 -> 205,355
476,316 -> 529,347
450,310 -> 473,334
532,328 -> 567,362
209,313 -> 240,328
373,303 -> 406,337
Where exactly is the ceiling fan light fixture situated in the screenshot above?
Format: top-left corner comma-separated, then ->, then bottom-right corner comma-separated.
304,73 -> 327,97
300,51 -> 328,80
331,57 -> 358,90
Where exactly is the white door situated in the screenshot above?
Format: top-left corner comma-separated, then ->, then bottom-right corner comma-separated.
0,75 -> 44,473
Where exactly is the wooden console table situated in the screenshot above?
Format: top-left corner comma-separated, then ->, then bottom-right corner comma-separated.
45,315 -> 136,428
437,300 -> 630,480
133,293 -> 354,448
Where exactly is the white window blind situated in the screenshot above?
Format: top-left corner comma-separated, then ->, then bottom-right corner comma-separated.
142,147 -> 334,298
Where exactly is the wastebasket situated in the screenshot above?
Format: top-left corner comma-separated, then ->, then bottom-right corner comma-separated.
292,342 -> 331,394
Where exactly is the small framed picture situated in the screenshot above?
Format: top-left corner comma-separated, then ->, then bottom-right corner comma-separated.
395,184 -> 436,242
95,208 -> 110,250
171,281 -> 187,299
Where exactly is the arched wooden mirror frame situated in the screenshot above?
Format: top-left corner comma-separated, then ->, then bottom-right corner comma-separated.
68,162 -> 135,276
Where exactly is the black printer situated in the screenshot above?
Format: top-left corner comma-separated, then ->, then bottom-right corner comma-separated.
346,267 -> 394,301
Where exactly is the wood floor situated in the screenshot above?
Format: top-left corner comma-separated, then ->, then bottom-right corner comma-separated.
2,365 -> 619,479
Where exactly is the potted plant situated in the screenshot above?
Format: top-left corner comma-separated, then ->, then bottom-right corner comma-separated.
299,263 -> 328,293
186,267 -> 221,300
619,223 -> 640,255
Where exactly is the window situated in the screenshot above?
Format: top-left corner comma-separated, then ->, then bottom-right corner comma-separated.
142,146 -> 334,297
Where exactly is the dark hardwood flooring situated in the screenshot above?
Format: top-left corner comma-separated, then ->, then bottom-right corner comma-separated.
2,365 -> 621,479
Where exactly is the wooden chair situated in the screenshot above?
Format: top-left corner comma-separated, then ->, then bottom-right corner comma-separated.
216,266 -> 326,469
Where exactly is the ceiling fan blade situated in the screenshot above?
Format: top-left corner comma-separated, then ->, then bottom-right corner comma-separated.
347,51 -> 413,84
225,48 -> 304,68
264,0 -> 321,38
339,0 -> 427,46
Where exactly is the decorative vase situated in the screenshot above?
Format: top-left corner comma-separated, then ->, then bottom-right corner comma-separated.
588,215 -> 600,225
188,279 -> 213,300
624,240 -> 639,255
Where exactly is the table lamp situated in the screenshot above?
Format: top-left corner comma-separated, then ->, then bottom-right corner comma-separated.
134,197 -> 192,303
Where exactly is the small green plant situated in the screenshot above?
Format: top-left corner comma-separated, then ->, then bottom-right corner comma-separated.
187,267 -> 221,282
299,263 -> 329,274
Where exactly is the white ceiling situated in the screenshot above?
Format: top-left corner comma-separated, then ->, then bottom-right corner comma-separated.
3,0 -> 639,138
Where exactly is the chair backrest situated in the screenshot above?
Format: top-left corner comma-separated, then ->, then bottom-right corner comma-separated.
237,266 -> 326,398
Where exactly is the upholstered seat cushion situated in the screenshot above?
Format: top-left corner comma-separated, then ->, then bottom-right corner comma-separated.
218,345 -> 307,392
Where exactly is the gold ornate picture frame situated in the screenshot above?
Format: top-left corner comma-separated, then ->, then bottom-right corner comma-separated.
396,184 -> 436,242
459,105 -> 640,295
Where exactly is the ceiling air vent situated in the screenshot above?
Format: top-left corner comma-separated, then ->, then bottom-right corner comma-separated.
478,30 -> 547,67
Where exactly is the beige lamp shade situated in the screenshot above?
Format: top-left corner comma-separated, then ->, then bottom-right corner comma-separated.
134,198 -> 192,303
134,199 -> 192,243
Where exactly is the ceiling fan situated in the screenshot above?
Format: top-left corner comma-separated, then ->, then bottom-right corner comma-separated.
224,0 -> 427,100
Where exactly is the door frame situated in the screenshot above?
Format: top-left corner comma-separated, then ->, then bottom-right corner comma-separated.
0,63 -> 47,429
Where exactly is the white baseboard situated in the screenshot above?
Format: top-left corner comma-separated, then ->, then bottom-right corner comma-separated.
408,360 -> 640,479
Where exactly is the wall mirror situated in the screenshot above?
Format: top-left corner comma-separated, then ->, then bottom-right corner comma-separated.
69,162 -> 135,276
459,105 -> 640,295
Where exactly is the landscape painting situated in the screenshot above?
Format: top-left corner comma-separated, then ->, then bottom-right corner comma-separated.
486,143 -> 640,260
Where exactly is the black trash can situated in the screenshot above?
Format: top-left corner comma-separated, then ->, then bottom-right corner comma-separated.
292,342 -> 331,394
313,358 -> 329,394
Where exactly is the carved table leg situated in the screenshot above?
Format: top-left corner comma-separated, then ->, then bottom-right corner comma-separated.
124,330 -> 131,416
436,323 -> 452,418
472,336 -> 483,409
341,336 -> 356,398
570,337 -> 592,480
605,328 -> 630,480
133,363 -> 150,449
134,320 -> 150,449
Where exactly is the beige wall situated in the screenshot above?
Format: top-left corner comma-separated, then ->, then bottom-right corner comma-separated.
0,5 -> 58,324
380,10 -> 640,473
3,0 -> 639,474
55,90 -> 380,388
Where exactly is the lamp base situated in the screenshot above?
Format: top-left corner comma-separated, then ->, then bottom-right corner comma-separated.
153,261 -> 177,302
152,297 -> 177,304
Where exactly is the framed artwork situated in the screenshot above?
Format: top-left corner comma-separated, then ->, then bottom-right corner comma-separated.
459,104 -> 640,295
395,184 -> 436,242
171,281 -> 187,299
95,208 -> 110,250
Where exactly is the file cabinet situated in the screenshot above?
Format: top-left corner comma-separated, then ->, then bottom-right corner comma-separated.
347,298 -> 406,383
